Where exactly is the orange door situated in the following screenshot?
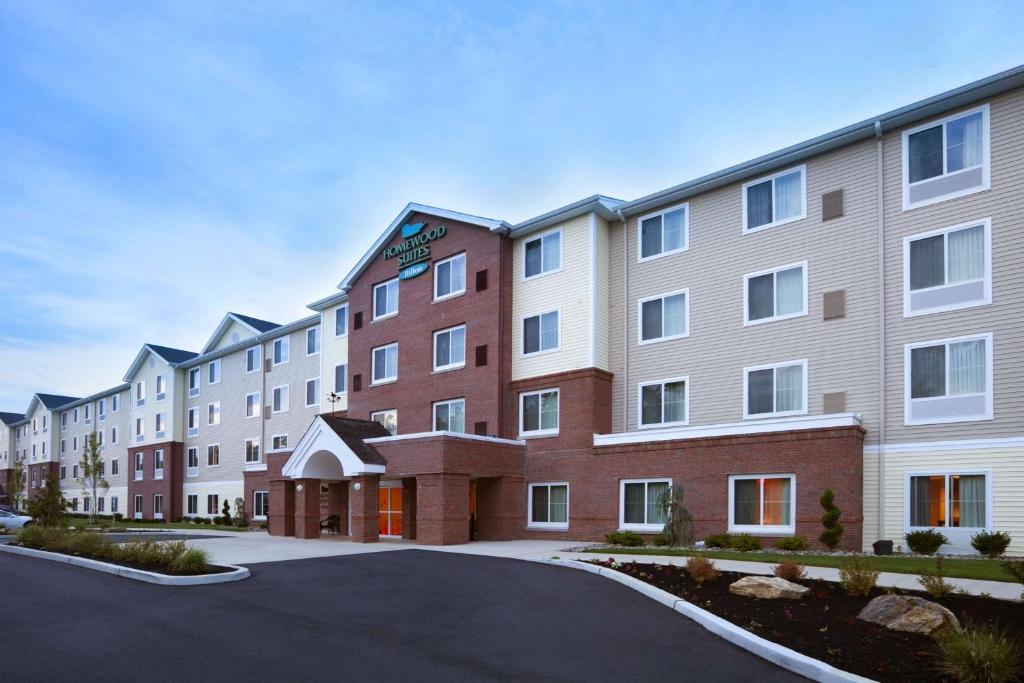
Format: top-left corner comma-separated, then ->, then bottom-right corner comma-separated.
378,486 -> 404,536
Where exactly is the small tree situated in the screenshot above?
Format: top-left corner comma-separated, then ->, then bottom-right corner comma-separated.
819,488 -> 844,550
657,485 -> 695,547
6,460 -> 26,511
77,433 -> 109,523
233,497 -> 248,528
26,470 -> 68,526
221,499 -> 232,526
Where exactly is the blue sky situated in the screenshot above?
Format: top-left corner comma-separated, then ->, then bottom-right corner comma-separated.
1,0 -> 1022,411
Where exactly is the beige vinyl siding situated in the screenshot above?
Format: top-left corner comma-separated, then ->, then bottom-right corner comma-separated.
26,402 -> 56,466
610,141 -> 881,436
882,88 -> 1024,442
183,479 -> 245,518
210,321 -> 258,352
321,303 -> 349,412
58,389 -> 130,497
264,324 -> 322,454
593,216 -> 611,371
126,353 -> 183,447
511,213 -> 594,381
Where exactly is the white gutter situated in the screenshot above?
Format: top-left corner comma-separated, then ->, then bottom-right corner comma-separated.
874,120 -> 887,544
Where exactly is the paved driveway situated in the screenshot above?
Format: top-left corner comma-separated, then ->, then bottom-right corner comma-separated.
2,550 -> 801,681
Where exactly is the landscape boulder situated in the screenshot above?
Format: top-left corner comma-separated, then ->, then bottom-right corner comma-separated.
728,575 -> 809,599
857,594 -> 960,636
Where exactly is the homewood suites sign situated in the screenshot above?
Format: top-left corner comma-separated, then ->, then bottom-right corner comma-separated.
382,222 -> 448,279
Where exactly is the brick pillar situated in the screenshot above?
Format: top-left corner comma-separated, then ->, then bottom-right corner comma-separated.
475,476 -> 525,541
294,478 -> 321,539
401,477 -> 417,540
269,479 -> 295,536
417,473 -> 470,545
350,475 -> 380,543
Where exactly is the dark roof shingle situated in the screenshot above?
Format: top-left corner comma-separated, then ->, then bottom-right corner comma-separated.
319,415 -> 390,466
0,412 -> 25,425
37,394 -> 81,410
146,344 -> 199,364
230,312 -> 281,333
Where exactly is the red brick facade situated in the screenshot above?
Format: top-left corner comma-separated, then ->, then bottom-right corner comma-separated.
125,441 -> 184,521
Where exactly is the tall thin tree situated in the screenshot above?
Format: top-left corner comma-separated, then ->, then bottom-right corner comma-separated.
6,460 -> 26,511
77,433 -> 109,523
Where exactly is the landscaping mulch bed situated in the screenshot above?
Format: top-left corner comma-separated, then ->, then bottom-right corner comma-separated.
592,560 -> 1023,682
6,543 -> 233,577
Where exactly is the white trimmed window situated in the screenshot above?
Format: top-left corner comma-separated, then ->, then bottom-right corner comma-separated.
639,377 -> 689,428
373,278 -> 399,320
619,479 -> 670,532
907,471 -> 989,531
61,412 -> 67,431
98,399 -> 106,421
208,402 -> 221,426
246,346 -> 261,373
306,326 -> 321,355
61,439 -> 66,455
253,491 -> 270,519
97,497 -> 104,513
133,494 -> 143,519
245,438 -> 260,464
434,252 -> 467,301
370,409 -> 398,436
111,496 -> 119,513
272,385 -> 289,413
207,444 -> 220,467
745,262 -> 807,324
904,219 -> 991,317
111,426 -> 118,445
154,494 -> 164,519
528,482 -> 569,530
305,378 -> 320,407
903,105 -> 990,210
638,290 -> 688,343
112,394 -> 119,412
433,398 -> 465,433
434,325 -> 466,371
273,337 -> 290,365
154,449 -> 164,480
154,412 -> 165,438
188,367 -> 201,397
523,310 -> 559,355
639,204 -> 688,260
271,434 -> 288,451
208,359 -> 221,385
519,388 -> 559,437
134,417 -> 144,442
207,494 -> 219,515
729,474 -> 796,534
743,165 -> 806,233
60,466 -> 66,481
744,360 -> 807,418
134,452 -> 143,480
334,364 -> 347,394
523,229 -> 562,279
111,458 -> 118,475
335,305 -> 348,337
187,494 -> 198,516
905,333 -> 993,425
155,374 -> 166,401
187,407 -> 198,436
245,392 -> 261,418
187,448 -> 199,477
372,343 -> 398,384
135,381 -> 145,406
72,409 -> 79,424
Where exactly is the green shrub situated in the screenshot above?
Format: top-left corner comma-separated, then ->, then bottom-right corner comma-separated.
937,624 -> 1021,683
839,556 -> 880,596
970,531 -> 1012,559
17,524 -> 70,551
905,529 -> 948,554
819,489 -> 844,550
774,536 -> 809,551
173,547 -> 211,575
63,531 -> 110,558
918,557 -> 955,599
648,535 -> 671,547
730,533 -> 762,552
703,533 -> 732,548
604,531 -> 644,547
686,557 -> 720,584
774,561 -> 808,582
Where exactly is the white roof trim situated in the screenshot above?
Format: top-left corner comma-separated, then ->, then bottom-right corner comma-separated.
280,417 -> 387,479
201,313 -> 262,354
364,430 -> 525,447
594,413 -> 863,447
122,345 -> 168,383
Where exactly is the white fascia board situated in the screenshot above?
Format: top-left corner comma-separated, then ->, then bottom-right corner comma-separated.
594,413 -> 863,447
364,430 -> 525,447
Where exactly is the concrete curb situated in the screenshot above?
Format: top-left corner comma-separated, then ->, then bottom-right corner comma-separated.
534,558 -> 874,683
0,543 -> 250,586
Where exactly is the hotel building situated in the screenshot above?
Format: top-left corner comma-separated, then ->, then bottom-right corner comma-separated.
2,66 -> 1023,554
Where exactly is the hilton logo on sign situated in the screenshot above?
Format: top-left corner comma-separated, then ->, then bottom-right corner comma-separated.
382,222 -> 448,279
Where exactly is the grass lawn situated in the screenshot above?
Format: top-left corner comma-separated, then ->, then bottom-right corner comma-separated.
62,517 -> 250,533
581,546 -> 1021,583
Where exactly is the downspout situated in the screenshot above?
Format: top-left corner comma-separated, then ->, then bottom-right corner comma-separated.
874,120 -> 887,543
617,209 -> 629,431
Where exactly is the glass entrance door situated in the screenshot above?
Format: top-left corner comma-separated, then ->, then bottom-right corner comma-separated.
378,486 -> 403,537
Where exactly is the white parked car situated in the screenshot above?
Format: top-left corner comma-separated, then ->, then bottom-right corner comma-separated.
0,509 -> 33,530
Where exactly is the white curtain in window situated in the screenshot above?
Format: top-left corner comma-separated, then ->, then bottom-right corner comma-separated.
947,225 -> 985,283
647,482 -> 669,524
949,339 -> 986,395
947,111 -> 983,171
910,476 -> 935,526
542,233 -> 561,271
540,312 -> 559,350
774,170 -> 802,221
775,267 -> 804,316
775,364 -> 803,412
957,475 -> 986,528
549,485 -> 568,523
663,293 -> 686,336
663,208 -> 685,251
663,381 -> 686,423
539,392 -> 558,430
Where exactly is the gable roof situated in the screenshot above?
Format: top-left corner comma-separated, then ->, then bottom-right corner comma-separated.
508,194 -> 625,238
319,415 -> 390,466
178,313 -> 319,369
200,312 -> 281,354
25,393 -> 80,416
0,412 -> 25,426
123,343 -> 199,382
337,202 -> 511,291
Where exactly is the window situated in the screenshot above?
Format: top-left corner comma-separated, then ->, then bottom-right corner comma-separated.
154,450 -> 164,480
433,398 -> 465,433
134,452 -> 143,480
154,412 -> 165,438
73,464 -> 79,479
253,491 -> 269,519
135,381 -> 145,406
155,374 -> 166,400
83,497 -> 90,512
61,412 -> 67,431
246,392 -> 261,418
98,399 -> 106,421
60,466 -> 66,481
188,368 -> 201,397
208,402 -> 221,426
188,407 -> 198,436
743,165 -> 806,232
639,204 -> 688,260
524,229 -> 562,279
638,291 -> 688,343
729,474 -> 796,534
904,219 -> 991,316
97,497 -> 104,513
273,337 -> 290,365
111,426 -> 118,445
744,360 -> 807,418
528,482 -> 569,529
523,310 -> 559,355
305,378 -> 320,407
272,385 -> 289,413
246,346 -> 261,373
208,359 -> 221,384
903,105 -> 990,210
83,406 -> 89,423
372,343 -> 399,384
370,410 -> 398,436
639,378 -> 689,428
434,253 -> 467,300
519,388 -> 559,437
619,479 -> 671,531
97,430 -> 104,447
187,448 -> 199,476
373,278 -> 399,320
135,418 -> 144,441
905,333 -> 993,425
207,494 -> 219,515
61,439 -> 66,455
335,305 -> 348,336
133,494 -> 143,519
111,458 -> 118,475
153,494 -> 163,519
111,496 -> 119,513
271,434 -> 288,451
334,364 -> 348,394
207,444 -> 220,467
306,326 -> 321,355
434,325 -> 466,371
245,438 -> 260,464
112,394 -> 119,412
73,408 -> 79,424
745,262 -> 807,324
908,472 -> 989,530
187,494 -> 198,516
